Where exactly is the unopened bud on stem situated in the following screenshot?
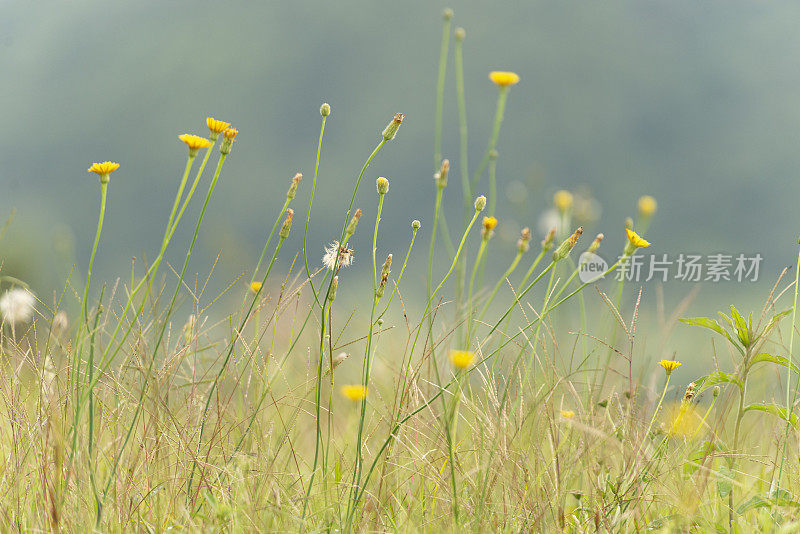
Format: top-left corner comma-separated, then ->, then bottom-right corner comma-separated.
552,227 -> 583,262
345,208 -> 362,240
376,254 -> 392,298
382,113 -> 404,141
474,195 -> 486,212
279,209 -> 294,239
286,173 -> 302,199
376,176 -> 389,195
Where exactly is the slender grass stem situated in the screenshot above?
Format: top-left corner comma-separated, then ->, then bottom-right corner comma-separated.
434,10 -> 452,170
303,113 -> 328,306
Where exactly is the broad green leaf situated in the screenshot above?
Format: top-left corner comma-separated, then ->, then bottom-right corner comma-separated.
695,371 -> 743,392
748,353 -> 800,375
680,317 -> 737,349
730,306 -> 750,347
743,403 -> 799,429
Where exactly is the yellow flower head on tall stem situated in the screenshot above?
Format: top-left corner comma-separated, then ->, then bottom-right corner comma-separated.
179,134 -> 213,156
206,117 -> 231,137
489,71 -> 520,87
481,216 -> 498,240
340,384 -> 367,402
88,161 -> 120,183
658,360 -> 681,375
625,228 -> 651,255
450,350 -> 475,370
250,281 -> 262,293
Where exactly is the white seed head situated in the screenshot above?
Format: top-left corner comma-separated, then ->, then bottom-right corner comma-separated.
322,241 -> 354,270
0,288 -> 35,325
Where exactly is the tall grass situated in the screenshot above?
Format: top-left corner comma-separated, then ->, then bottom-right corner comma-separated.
2,9 -> 800,533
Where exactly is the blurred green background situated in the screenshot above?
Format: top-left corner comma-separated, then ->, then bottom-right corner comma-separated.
2,0 -> 799,323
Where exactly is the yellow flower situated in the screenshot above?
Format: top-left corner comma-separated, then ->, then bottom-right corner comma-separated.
250,281 -> 262,293
560,410 -> 575,419
179,134 -> 213,150
224,127 -> 239,140
626,228 -> 651,248
340,384 -> 367,402
553,190 -> 574,212
638,195 -> 657,218
663,402 -> 701,437
87,161 -> 120,176
658,360 -> 682,375
482,216 -> 498,232
206,117 -> 231,135
489,71 -> 520,87
450,350 -> 475,370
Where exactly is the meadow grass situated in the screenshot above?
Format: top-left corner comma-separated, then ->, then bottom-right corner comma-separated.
2,9 -> 800,533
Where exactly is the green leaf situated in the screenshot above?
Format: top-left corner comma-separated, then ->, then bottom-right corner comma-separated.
743,403 -> 798,429
717,465 -> 734,498
695,371 -> 743,392
680,317 -> 736,348
730,306 -> 750,347
764,309 -> 793,337
748,353 -> 800,375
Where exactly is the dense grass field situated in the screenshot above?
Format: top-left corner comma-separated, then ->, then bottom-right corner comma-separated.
3,10 -> 800,532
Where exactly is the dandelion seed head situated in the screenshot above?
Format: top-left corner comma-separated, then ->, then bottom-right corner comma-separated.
0,288 -> 35,325
322,241 -> 354,270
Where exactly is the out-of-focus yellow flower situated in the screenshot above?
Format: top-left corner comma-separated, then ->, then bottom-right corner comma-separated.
489,71 -> 520,87
87,161 -> 120,176
658,360 -> 682,375
450,350 -> 475,370
206,117 -> 231,135
553,190 -> 574,213
663,402 -> 701,438
340,384 -> 367,402
560,410 -> 575,419
250,281 -> 262,293
179,134 -> 213,150
638,195 -> 657,218
626,228 -> 651,249
482,216 -> 498,232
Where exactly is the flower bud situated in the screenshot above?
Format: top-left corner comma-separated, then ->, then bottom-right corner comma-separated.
412,219 -> 421,231
286,173 -> 302,199
328,276 -> 339,302
320,102 -> 331,117
541,227 -> 556,252
220,127 -> 238,155
279,209 -> 294,239
481,216 -> 498,239
443,7 -> 454,20
517,227 -> 531,254
376,176 -> 389,195
713,386 -> 721,398
624,217 -> 633,230
474,195 -> 487,212
376,253 -> 392,299
588,233 -> 604,254
345,208 -> 362,239
552,227 -> 583,262
455,27 -> 465,41
382,113 -> 404,141
435,159 -> 449,189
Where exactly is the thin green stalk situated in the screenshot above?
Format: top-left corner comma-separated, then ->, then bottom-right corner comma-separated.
454,28 -> 470,339
253,198 -> 291,283
465,238 -> 488,347
470,86 -> 508,191
376,223 -> 419,321
434,9 -> 452,170
477,247 -> 524,323
303,112 -> 329,305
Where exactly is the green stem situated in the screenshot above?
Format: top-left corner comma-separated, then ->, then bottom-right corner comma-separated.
777,241 -> 800,488
303,114 -> 328,306
434,12 -> 452,170
465,238 -> 488,347
470,86 -> 508,191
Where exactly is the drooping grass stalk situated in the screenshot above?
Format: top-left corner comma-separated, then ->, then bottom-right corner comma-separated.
302,105 -> 330,306
99,147 -> 229,523
776,240 -> 800,488
434,9 -> 453,170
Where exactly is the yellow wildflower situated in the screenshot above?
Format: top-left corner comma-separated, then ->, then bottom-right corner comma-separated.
553,190 -> 574,212
250,281 -> 262,293
178,134 -> 213,150
482,216 -> 498,232
450,350 -> 475,370
224,127 -> 238,140
560,410 -> 575,419
638,195 -> 657,218
206,117 -> 231,135
489,71 -> 520,87
626,228 -> 651,248
87,161 -> 120,176
658,360 -> 682,375
340,384 -> 367,402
